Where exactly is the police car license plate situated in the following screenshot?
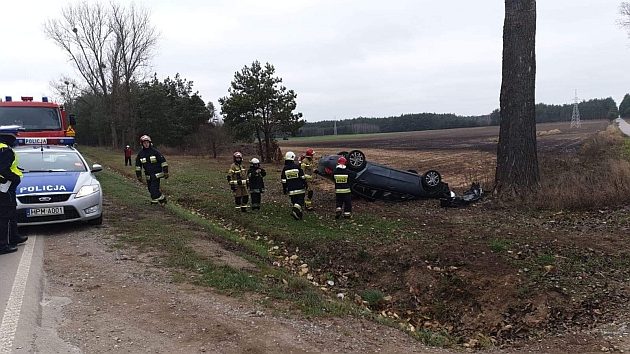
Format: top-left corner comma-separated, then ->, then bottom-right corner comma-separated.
27,207 -> 64,217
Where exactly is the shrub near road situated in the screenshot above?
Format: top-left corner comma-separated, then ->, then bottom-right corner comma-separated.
82,125 -> 630,348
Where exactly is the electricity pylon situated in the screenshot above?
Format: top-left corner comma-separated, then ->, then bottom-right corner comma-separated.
570,89 -> 581,128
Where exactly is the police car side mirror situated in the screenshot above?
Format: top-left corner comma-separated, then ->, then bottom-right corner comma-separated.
91,164 -> 103,173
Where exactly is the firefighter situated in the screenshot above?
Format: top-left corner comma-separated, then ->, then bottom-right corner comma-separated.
247,157 -> 266,210
124,145 -> 133,166
300,148 -> 317,210
135,135 -> 169,205
0,128 -> 27,254
281,151 -> 306,220
227,152 -> 249,212
333,156 -> 355,219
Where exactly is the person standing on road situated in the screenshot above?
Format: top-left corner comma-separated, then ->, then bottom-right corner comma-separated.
227,152 -> 249,212
135,135 -> 169,205
0,127 -> 27,254
333,156 -> 355,219
124,145 -> 133,166
300,148 -> 317,211
281,151 -> 306,220
246,157 -> 266,210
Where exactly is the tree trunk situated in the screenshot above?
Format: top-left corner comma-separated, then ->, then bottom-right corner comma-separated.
255,128 -> 264,161
495,0 -> 539,197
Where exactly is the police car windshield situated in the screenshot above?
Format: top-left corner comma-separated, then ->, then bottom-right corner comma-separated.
17,151 -> 87,173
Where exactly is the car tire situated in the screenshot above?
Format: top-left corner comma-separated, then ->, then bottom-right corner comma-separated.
422,170 -> 442,190
87,215 -> 103,226
347,150 -> 367,171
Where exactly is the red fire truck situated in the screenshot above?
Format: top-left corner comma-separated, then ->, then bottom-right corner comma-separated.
0,96 -> 75,145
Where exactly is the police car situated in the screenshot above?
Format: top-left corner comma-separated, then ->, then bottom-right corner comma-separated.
14,144 -> 103,226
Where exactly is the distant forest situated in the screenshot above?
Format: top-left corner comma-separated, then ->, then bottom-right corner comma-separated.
298,97 -> 619,137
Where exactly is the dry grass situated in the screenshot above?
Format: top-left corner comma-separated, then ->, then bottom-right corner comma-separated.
531,125 -> 630,210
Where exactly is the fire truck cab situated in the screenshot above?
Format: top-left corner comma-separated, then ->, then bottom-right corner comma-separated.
0,96 -> 76,145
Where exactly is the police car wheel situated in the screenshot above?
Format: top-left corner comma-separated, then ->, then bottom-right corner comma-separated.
87,215 -> 103,226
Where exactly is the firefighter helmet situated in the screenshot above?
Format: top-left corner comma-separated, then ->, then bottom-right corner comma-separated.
284,151 -> 296,161
337,156 -> 347,165
250,157 -> 260,164
140,135 -> 151,143
305,148 -> 314,157
233,151 -> 243,162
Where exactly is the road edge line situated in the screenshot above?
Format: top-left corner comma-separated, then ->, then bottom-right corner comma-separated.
0,237 -> 36,352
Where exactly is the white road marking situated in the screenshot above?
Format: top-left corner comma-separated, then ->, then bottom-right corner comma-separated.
0,237 -> 36,353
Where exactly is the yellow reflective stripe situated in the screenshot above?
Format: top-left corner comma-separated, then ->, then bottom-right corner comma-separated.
289,189 -> 305,195
304,174 -> 312,180
281,179 -> 287,183
140,158 -> 147,163
155,172 -> 164,178
161,162 -> 168,167
135,167 -> 141,171
336,188 -> 351,193
149,156 -> 157,163
285,169 -> 299,179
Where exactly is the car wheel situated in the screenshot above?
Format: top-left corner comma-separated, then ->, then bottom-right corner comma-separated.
347,150 -> 367,171
422,170 -> 442,190
87,215 -> 103,226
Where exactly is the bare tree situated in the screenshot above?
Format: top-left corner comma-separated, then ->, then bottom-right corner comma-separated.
495,0 -> 539,197
44,1 -> 158,147
619,2 -> 630,35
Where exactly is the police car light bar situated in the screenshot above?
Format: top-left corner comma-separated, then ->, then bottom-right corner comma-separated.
16,137 -> 75,146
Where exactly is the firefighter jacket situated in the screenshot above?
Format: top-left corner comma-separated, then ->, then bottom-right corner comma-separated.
300,157 -> 317,182
0,142 -> 22,213
247,166 -> 266,193
281,161 -> 306,195
227,163 -> 248,187
333,165 -> 355,194
135,146 -> 169,179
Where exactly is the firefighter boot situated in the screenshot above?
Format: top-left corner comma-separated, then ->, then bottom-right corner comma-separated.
335,207 -> 342,220
291,204 -> 303,220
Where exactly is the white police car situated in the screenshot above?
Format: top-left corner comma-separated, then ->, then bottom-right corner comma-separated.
15,145 -> 103,226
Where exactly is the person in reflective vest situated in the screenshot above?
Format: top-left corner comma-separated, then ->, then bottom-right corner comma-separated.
281,151 -> 306,220
135,135 -> 169,205
300,148 -> 317,210
227,152 -> 249,212
0,128 -> 27,254
247,157 -> 266,210
333,156 -> 355,219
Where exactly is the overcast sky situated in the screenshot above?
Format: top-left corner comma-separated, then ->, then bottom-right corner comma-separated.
0,1 -> 628,122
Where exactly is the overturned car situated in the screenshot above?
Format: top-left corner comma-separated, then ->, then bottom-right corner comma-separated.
316,150 -> 452,202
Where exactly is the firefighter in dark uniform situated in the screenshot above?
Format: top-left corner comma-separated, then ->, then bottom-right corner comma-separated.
227,152 -> 249,212
246,157 -> 266,210
135,135 -> 169,205
333,156 -> 355,219
300,148 -> 317,210
281,151 -> 306,220
0,128 -> 27,254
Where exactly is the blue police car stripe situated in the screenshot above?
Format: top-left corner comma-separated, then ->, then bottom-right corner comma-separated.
17,172 -> 80,195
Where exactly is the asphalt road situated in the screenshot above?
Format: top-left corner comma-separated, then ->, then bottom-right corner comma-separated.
0,235 -> 78,353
